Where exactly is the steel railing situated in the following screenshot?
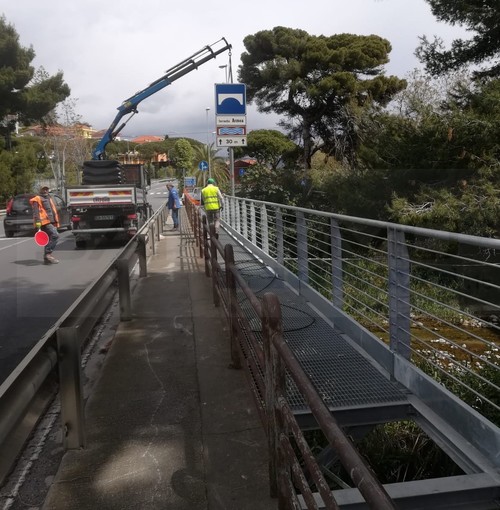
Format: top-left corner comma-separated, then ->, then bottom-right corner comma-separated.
184,194 -> 500,508
0,204 -> 169,484
222,196 -> 500,424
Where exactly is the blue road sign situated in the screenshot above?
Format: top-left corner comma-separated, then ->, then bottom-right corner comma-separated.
198,160 -> 208,171
215,83 -> 246,115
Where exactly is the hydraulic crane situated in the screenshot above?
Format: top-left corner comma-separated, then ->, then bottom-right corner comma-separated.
92,37 -> 231,160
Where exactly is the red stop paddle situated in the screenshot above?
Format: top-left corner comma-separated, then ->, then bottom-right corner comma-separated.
34,229 -> 49,247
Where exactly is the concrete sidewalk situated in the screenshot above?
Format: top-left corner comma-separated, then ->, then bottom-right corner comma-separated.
42,219 -> 276,509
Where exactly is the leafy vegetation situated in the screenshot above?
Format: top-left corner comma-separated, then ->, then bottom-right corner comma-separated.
0,16 -> 70,150
238,26 -> 406,171
417,0 -> 500,79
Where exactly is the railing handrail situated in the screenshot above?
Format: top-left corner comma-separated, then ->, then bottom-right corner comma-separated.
228,196 -> 500,250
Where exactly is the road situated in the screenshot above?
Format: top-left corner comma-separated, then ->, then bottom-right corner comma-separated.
0,182 -> 169,385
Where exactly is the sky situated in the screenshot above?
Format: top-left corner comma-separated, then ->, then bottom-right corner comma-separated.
2,0 -> 469,144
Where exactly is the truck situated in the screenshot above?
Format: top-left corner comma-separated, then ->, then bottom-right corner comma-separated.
67,37 -> 231,248
67,161 -> 151,248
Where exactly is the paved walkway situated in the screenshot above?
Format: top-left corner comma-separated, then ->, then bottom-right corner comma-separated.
42,216 -> 277,509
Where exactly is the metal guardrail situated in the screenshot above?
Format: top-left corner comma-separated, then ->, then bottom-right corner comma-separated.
0,204 -> 169,484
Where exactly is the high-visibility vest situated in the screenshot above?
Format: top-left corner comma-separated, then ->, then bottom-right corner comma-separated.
201,184 -> 220,211
30,195 -> 60,227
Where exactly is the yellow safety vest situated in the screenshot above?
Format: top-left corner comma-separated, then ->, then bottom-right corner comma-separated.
201,185 -> 220,211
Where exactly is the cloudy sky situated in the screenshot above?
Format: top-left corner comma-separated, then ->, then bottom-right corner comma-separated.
2,0 -> 468,143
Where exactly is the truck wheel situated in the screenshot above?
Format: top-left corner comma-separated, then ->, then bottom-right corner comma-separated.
5,230 -> 14,238
75,239 -> 87,249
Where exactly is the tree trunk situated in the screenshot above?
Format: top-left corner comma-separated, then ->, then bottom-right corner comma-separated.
302,122 -> 313,170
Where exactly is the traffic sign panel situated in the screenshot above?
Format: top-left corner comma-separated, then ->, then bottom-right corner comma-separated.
216,115 -> 246,126
216,136 -> 247,147
215,83 -> 246,115
198,160 -> 208,171
217,126 -> 246,136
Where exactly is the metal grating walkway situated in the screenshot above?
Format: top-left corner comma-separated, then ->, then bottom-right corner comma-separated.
199,223 -> 500,508
217,231 -> 408,417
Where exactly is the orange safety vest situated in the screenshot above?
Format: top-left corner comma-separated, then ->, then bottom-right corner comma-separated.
201,184 -> 221,211
30,195 -> 60,227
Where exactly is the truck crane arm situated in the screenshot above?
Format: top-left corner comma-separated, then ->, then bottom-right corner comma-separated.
92,37 -> 231,160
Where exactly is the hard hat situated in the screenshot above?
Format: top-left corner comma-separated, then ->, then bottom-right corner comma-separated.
207,178 -> 215,185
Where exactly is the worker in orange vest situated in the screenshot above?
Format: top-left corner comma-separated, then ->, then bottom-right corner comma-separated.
30,186 -> 60,264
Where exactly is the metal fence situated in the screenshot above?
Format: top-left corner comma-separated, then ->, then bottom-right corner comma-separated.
223,196 -> 500,426
0,204 -> 169,484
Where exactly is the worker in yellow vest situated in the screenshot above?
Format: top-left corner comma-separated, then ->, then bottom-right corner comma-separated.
201,178 -> 224,237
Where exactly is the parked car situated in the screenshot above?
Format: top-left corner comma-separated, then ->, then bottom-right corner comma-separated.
3,192 -> 71,238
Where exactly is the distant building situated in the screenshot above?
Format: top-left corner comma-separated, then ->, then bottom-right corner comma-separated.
234,157 -> 257,184
21,123 -> 96,139
131,135 -> 164,144
117,135 -> 168,165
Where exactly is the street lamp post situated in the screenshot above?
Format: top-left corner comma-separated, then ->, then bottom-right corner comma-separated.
206,107 -> 211,181
218,64 -> 228,83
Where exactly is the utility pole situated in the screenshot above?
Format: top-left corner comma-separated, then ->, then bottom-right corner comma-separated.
206,107 -> 211,183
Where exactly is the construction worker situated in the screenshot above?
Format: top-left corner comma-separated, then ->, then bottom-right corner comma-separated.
201,177 -> 224,236
166,182 -> 182,230
30,186 -> 60,264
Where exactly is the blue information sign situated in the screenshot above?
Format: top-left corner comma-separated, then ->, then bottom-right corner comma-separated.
215,83 -> 246,115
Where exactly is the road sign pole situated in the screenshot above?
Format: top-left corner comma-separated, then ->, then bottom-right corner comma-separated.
230,148 -> 235,196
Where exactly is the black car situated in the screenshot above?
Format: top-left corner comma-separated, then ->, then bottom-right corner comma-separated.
3,192 -> 71,237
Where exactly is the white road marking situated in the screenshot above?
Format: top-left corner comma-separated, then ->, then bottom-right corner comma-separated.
0,239 -> 29,251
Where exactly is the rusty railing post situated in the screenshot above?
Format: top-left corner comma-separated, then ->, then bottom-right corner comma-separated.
262,292 -> 285,502
210,223 -> 220,307
197,209 -> 203,257
225,244 -> 241,369
202,216 -> 210,276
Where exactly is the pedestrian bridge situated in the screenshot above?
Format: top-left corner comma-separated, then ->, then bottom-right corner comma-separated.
185,194 -> 500,509
1,194 -> 499,509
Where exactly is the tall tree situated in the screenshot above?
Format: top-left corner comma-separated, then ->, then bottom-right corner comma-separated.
172,138 -> 195,179
238,26 -> 406,170
233,129 -> 298,170
0,16 -> 70,147
417,0 -> 500,78
352,71 -> 500,235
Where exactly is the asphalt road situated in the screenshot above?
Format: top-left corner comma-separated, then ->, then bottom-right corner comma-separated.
0,182 -> 169,385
